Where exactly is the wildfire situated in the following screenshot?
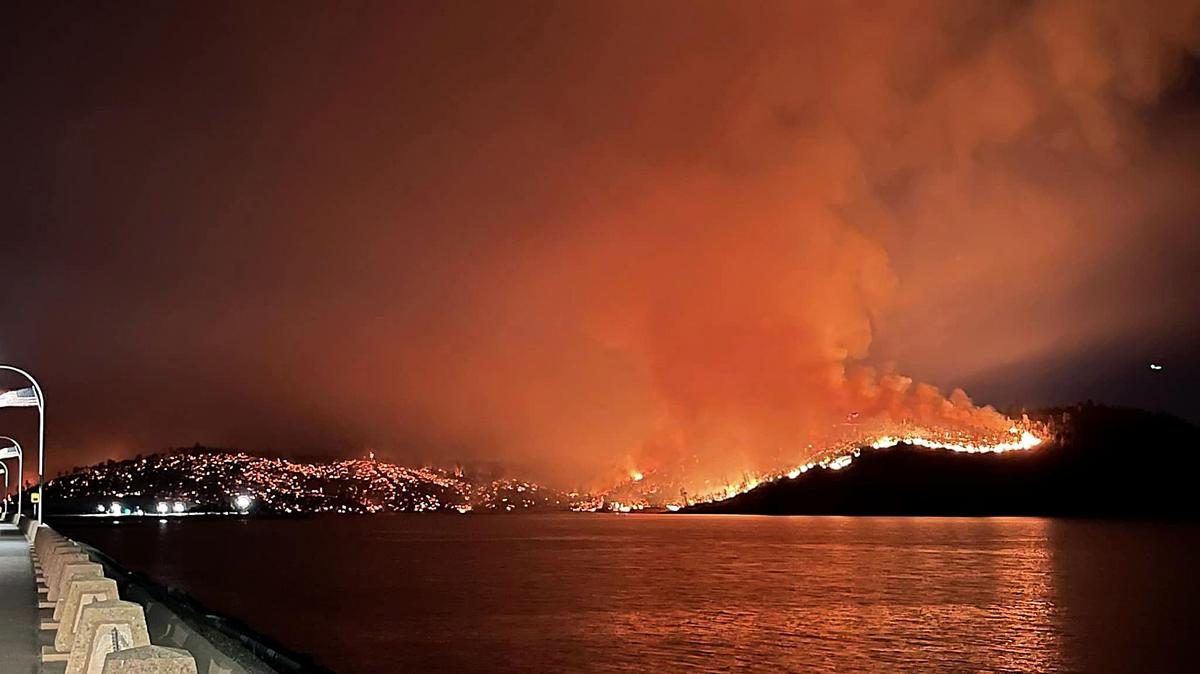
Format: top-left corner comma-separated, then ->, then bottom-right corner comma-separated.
591,421 -> 1047,512
869,430 -> 1042,454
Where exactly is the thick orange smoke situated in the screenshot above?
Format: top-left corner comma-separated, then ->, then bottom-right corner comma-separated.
6,1 -> 1200,488
370,0 -> 1200,492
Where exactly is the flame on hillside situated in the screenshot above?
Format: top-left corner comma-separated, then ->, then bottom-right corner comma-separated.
589,419 -> 1047,513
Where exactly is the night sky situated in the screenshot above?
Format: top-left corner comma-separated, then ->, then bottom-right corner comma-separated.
2,1 -> 1199,485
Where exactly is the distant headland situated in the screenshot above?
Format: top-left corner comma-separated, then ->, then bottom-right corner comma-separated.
683,404 -> 1200,517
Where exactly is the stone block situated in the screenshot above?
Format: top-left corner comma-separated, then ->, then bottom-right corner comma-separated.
55,577 -> 120,652
40,534 -> 72,553
66,600 -> 151,674
53,563 -> 106,622
49,552 -> 92,599
40,541 -> 79,575
35,529 -> 66,555
37,540 -> 74,570
102,645 -> 198,674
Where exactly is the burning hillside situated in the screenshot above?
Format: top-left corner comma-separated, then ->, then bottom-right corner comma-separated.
594,414 -> 1048,512
682,404 -> 1200,517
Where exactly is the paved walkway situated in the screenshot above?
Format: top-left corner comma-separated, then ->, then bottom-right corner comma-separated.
0,521 -> 36,673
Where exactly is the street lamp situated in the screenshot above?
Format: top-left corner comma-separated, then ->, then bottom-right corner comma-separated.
0,365 -> 44,525
0,438 -> 24,519
0,462 -> 7,518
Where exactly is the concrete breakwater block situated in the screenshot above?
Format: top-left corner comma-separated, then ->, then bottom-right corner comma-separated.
35,529 -> 66,554
53,563 -> 106,622
39,546 -> 74,574
28,522 -> 52,542
66,600 -> 152,674
41,542 -> 82,581
48,552 -> 93,599
54,577 -> 121,652
102,645 -> 198,674
39,535 -> 74,556
37,539 -> 75,569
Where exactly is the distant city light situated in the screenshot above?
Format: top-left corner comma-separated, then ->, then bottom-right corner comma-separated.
54,449 -> 586,515
156,502 -> 169,514
110,501 -> 122,515
1150,363 -> 1164,371
235,494 -> 253,510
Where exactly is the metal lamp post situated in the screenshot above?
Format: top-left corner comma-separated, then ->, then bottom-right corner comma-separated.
0,462 -> 7,518
0,365 -> 44,524
0,437 -> 24,519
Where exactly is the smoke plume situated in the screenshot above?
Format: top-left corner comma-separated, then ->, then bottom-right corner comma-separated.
2,1 -> 1200,489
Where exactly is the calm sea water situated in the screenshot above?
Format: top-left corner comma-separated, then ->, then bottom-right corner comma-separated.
55,515 -> 1200,673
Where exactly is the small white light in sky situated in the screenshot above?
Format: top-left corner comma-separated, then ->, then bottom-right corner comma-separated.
1150,363 -> 1164,371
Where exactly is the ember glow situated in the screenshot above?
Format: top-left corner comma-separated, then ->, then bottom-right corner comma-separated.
591,421 -> 1047,511
870,430 -> 1043,454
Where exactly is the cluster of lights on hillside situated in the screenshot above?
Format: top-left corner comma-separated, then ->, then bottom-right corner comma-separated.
52,450 -> 585,515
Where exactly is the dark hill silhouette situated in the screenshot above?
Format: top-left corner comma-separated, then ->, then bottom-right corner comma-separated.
683,405 -> 1200,516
